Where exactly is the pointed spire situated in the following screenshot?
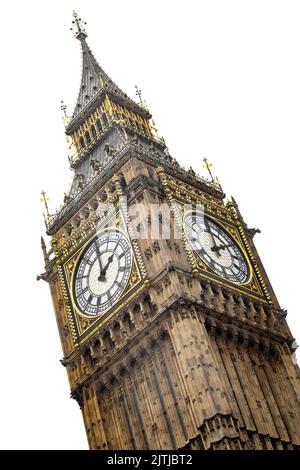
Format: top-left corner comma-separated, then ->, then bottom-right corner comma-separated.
69,12 -> 134,122
40,236 -> 49,265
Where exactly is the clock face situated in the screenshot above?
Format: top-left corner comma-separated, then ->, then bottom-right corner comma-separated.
184,212 -> 250,284
73,230 -> 132,317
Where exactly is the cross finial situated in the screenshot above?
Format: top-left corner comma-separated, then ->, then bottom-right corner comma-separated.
202,157 -> 214,182
135,85 -> 142,104
71,11 -> 88,40
40,190 -> 50,217
60,100 -> 67,117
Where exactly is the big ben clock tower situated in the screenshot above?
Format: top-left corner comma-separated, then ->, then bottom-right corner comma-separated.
39,13 -> 300,450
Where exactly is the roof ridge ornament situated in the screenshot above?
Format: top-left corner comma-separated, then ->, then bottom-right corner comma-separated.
135,85 -> 142,104
60,100 -> 67,118
202,157 -> 223,192
71,11 -> 87,40
202,157 -> 214,182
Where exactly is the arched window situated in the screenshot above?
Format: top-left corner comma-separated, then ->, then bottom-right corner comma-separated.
91,125 -> 97,139
79,137 -> 86,149
96,119 -> 103,133
102,113 -> 109,127
119,174 -> 127,189
85,131 -> 91,144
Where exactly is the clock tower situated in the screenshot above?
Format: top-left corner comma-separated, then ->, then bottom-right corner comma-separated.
39,13 -> 300,450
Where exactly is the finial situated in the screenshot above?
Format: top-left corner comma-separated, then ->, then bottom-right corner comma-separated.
202,157 -> 214,182
41,236 -> 46,250
135,85 -> 142,104
135,84 -> 149,110
152,119 -> 158,133
40,236 -> 50,265
71,11 -> 88,40
60,100 -> 67,118
40,190 -> 50,218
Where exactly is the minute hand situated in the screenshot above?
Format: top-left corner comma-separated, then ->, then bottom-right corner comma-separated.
205,221 -> 221,256
95,241 -> 104,272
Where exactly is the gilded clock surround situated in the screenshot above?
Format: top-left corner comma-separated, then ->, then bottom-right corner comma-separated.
183,212 -> 252,285
39,13 -> 300,451
155,165 -> 267,303
59,208 -> 147,342
69,228 -> 133,318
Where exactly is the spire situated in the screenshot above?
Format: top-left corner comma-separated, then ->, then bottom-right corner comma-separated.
69,12 -> 134,122
40,236 -> 49,265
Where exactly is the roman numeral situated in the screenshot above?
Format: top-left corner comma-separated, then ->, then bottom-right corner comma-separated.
119,248 -> 130,259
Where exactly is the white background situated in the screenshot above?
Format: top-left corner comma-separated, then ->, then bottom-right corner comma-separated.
0,0 -> 299,450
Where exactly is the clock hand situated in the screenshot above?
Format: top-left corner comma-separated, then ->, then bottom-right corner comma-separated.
211,243 -> 233,253
98,241 -> 120,281
95,241 -> 104,273
191,225 -> 199,241
101,254 -> 114,276
204,220 -> 221,257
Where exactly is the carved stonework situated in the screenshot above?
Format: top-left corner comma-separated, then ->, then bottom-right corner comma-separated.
42,16 -> 300,451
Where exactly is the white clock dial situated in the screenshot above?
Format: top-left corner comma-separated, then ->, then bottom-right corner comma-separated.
73,230 -> 132,317
184,212 -> 249,284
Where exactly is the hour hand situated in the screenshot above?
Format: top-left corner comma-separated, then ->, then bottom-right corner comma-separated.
101,255 -> 114,276
211,243 -> 232,253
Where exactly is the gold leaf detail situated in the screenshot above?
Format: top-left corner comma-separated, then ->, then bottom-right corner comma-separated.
78,315 -> 96,333
68,260 -> 75,273
129,271 -> 139,288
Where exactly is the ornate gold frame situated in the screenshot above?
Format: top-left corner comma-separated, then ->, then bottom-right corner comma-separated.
57,207 -> 148,344
156,165 -> 271,303
182,210 -> 254,287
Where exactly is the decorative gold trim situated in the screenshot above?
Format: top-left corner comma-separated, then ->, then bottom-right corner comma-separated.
156,165 -> 268,301
183,211 -> 254,288
69,227 -> 134,320
57,205 -> 149,342
227,201 -> 272,303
